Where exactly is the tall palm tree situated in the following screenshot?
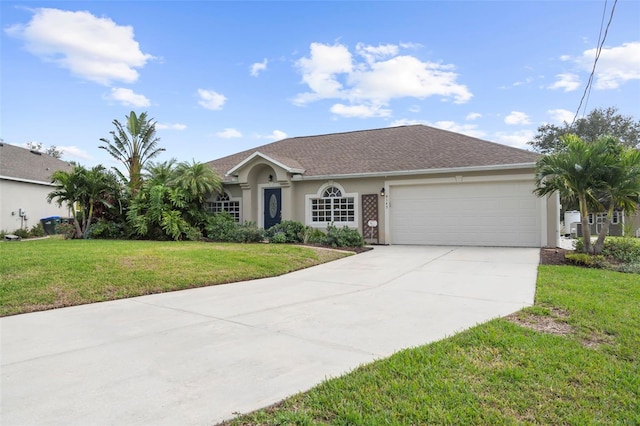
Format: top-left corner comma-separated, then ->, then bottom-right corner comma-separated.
534,135 -> 614,254
99,111 -> 165,194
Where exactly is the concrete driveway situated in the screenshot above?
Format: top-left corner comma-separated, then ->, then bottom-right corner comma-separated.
1,245 -> 539,425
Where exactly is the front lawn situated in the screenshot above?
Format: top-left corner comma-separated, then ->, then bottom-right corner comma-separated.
0,239 -> 349,316
222,265 -> 640,425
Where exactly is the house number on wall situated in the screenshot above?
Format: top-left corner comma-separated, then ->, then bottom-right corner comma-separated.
269,194 -> 278,218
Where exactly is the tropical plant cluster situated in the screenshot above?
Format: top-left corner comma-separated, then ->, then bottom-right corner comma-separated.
44,111 -> 223,241
41,111 -> 366,248
534,134 -> 640,255
569,237 -> 640,273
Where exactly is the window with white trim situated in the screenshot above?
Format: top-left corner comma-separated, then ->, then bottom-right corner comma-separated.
309,185 -> 356,224
205,191 -> 241,222
588,211 -> 622,225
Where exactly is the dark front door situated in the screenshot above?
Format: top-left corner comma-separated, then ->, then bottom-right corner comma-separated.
264,188 -> 282,230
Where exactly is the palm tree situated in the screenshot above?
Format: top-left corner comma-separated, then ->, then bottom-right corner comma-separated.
534,135 -> 614,254
592,143 -> 640,253
99,111 -> 165,194
48,168 -> 84,238
143,159 -> 178,188
48,165 -> 118,238
175,160 -> 222,203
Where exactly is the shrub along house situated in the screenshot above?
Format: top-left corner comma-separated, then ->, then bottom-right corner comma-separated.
206,125 -> 561,247
0,143 -> 73,232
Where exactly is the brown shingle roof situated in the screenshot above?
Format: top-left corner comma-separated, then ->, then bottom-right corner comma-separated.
207,125 -> 539,179
0,143 -> 73,183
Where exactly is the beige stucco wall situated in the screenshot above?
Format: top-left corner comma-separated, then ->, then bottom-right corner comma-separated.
220,164 -> 560,247
0,179 -> 70,232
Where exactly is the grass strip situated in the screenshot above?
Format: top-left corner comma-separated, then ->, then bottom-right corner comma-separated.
0,239 -> 349,316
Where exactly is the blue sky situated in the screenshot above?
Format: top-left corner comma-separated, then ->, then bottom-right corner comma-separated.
1,1 -> 639,169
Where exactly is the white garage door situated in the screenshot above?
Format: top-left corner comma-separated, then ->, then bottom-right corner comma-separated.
389,180 -> 542,247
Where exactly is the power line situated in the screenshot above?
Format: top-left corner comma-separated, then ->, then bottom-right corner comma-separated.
571,0 -> 618,127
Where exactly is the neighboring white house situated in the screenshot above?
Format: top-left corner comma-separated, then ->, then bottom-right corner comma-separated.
0,143 -> 73,232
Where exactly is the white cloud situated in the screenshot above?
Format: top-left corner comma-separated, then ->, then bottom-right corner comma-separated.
330,103 -> 391,118
389,118 -> 428,127
547,108 -> 574,124
408,105 -> 421,113
512,77 -> 534,87
355,42 -> 399,64
197,89 -> 226,110
293,42 -> 472,117
466,112 -> 482,121
504,111 -> 531,125
493,130 -> 535,149
107,87 -> 150,107
548,73 -> 580,92
579,42 -> 640,89
216,128 -> 242,138
58,145 -> 92,160
259,130 -> 287,140
429,121 -> 486,139
250,58 -> 268,77
5,8 -> 153,85
389,119 -> 486,139
293,42 -> 353,105
350,55 -> 472,103
156,122 -> 187,130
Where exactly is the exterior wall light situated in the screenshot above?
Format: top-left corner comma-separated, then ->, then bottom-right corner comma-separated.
380,187 -> 385,196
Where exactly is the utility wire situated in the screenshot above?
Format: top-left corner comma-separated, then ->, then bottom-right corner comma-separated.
582,0 -> 609,119
571,0 -> 618,127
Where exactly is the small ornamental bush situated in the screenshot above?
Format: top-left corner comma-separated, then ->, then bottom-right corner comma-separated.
616,262 -> 640,274
266,220 -> 306,243
234,222 -> 264,243
29,223 -> 45,238
56,222 -> 77,239
86,219 -> 125,239
205,212 -> 238,242
270,232 -> 287,244
601,237 -> 640,264
325,223 -> 364,248
304,227 -> 327,245
566,253 -> 608,268
12,228 -> 30,239
205,213 -> 263,243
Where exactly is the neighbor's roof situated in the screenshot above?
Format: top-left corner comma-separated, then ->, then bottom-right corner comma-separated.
0,143 -> 73,183
207,125 -> 540,180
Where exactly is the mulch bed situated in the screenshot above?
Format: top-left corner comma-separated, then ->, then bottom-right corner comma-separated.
540,247 -> 571,265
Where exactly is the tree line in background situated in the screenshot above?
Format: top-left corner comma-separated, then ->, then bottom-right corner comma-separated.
527,107 -> 640,153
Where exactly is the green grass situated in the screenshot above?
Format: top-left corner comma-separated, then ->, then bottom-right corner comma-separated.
0,239 -> 349,316
223,265 -> 640,425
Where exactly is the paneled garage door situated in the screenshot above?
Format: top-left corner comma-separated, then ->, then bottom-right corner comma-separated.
389,180 -> 542,247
